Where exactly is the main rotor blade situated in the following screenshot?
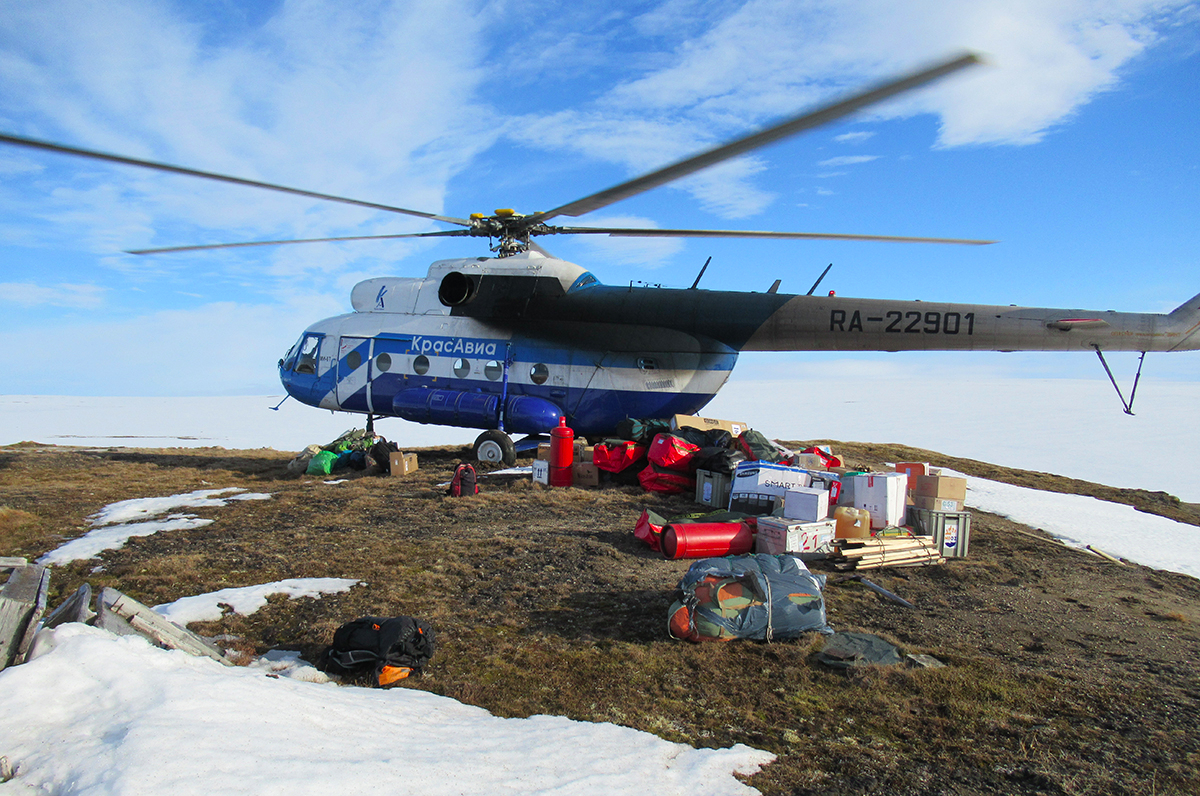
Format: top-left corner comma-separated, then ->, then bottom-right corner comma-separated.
525,52 -> 980,225
0,132 -> 473,227
552,226 -> 995,245
127,229 -> 470,255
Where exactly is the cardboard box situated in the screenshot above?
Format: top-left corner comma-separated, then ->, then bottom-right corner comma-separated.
730,461 -> 811,500
531,459 -> 549,485
907,507 -> 971,558
895,461 -> 929,490
578,445 -> 594,463
912,495 -> 964,512
670,413 -> 751,439
851,472 -> 908,530
782,486 -> 830,522
792,453 -> 828,471
728,493 -> 782,516
389,452 -> 419,476
695,469 -> 732,508
915,475 -> 967,502
572,461 -> 600,487
537,443 -> 552,461
755,517 -> 836,555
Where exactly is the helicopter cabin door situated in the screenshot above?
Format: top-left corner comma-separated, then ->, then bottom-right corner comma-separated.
336,337 -> 373,412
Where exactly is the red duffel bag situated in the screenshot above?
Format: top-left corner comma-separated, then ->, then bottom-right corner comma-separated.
593,440 -> 647,473
634,509 -> 667,552
638,464 -> 696,494
647,433 -> 701,472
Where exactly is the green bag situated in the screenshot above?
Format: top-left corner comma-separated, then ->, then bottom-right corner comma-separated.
306,449 -> 338,475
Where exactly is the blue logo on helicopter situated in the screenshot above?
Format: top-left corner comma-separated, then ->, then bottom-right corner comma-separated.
375,285 -> 388,310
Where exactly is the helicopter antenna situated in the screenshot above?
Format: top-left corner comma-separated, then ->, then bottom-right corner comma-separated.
689,257 -> 713,289
807,263 -> 833,296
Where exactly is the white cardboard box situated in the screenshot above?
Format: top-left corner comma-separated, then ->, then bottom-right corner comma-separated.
782,486 -> 830,522
531,459 -> 549,485
730,461 -> 811,501
755,517 -> 836,554
852,472 -> 908,530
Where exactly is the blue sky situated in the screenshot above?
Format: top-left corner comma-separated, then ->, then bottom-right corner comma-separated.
1,0 -> 1198,396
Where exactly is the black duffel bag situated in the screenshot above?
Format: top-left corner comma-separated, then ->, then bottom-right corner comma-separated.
323,615 -> 435,687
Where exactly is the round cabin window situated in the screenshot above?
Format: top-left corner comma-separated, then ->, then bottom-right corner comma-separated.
346,351 -> 362,370
484,360 -> 502,381
453,358 -> 471,378
413,355 -> 430,376
530,363 -> 549,385
376,353 -> 391,372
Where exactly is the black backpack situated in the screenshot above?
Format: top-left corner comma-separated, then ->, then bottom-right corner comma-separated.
447,462 -> 479,496
324,616 -> 436,687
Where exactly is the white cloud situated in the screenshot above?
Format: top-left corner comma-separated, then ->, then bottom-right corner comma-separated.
0,282 -> 106,308
834,131 -> 876,143
501,0 -> 1192,223
0,0 -> 496,260
566,215 -> 687,267
817,155 -> 879,167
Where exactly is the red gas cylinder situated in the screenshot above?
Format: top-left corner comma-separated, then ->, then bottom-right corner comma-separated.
661,522 -> 754,560
549,416 -> 574,487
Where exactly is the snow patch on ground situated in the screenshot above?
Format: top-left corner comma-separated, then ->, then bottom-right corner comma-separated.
37,488 -> 272,566
0,625 -> 775,796
153,578 -> 362,626
954,471 -> 1200,579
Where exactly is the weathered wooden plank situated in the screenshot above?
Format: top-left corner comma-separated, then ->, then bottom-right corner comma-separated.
43,583 -> 94,629
0,565 -> 48,670
0,557 -> 28,569
97,588 -> 232,665
13,566 -> 50,665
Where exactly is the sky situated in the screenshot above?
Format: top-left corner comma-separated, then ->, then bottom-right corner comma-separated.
1,0 -> 1199,398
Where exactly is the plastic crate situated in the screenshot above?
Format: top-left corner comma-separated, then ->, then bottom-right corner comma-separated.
906,507 -> 971,558
695,470 -> 732,507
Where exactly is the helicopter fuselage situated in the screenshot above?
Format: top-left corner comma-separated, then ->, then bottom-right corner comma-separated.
279,251 -> 1200,438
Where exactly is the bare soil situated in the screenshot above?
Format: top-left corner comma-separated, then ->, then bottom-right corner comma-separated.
1,439 -> 1198,796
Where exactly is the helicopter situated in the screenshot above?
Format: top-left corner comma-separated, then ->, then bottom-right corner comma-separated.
2,53 -> 1197,466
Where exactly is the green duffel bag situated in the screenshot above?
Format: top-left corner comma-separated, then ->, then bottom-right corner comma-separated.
306,449 -> 338,475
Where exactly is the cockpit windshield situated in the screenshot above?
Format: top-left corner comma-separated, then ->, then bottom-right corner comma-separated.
289,333 -> 322,375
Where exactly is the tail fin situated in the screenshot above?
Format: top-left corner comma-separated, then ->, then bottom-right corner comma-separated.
1169,291 -> 1200,317
1168,291 -> 1200,351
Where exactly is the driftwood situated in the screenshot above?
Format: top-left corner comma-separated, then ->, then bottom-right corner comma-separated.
95,588 -> 232,666
0,565 -> 51,670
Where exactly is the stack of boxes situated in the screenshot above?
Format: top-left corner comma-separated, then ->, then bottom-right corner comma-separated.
688,450 -> 973,563
901,464 -> 971,558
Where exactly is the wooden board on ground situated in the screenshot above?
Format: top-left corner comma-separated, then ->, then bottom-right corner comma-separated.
0,565 -> 50,670
96,588 -> 233,666
43,583 -> 94,629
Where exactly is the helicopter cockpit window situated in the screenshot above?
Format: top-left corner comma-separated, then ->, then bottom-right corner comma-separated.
295,334 -> 321,375
453,358 -> 471,378
530,363 -> 549,385
413,355 -> 430,376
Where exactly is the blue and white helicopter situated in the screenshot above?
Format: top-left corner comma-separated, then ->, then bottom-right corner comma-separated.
4,54 -> 1197,465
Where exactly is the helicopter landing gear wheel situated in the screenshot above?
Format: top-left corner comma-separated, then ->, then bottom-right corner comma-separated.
473,429 -> 516,466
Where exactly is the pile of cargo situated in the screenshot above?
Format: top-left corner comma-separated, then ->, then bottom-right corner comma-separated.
584,414 -> 973,569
